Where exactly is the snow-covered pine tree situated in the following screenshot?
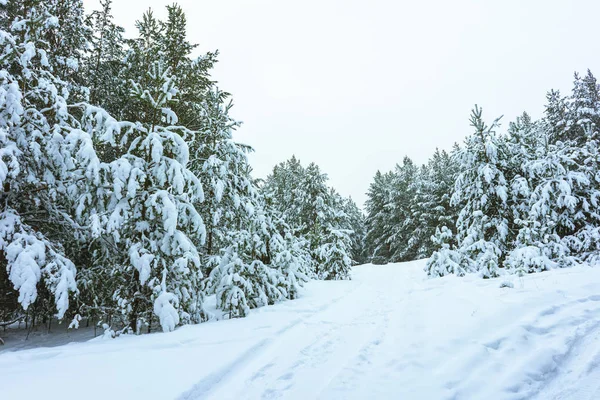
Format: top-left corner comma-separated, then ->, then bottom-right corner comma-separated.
410,148 -> 461,261
112,5 -> 216,129
564,71 -> 600,146
342,197 -> 367,265
263,158 -> 356,279
209,227 -> 282,319
87,60 -> 207,332
545,89 -> 569,144
262,156 -> 306,230
0,0 -> 96,323
503,112 -> 559,274
189,87 -> 250,260
424,146 -> 466,277
267,214 -> 312,299
0,0 -> 92,99
554,72 -> 600,263
365,170 -> 394,264
85,0 -> 126,110
404,164 -> 431,260
430,148 -> 461,243
44,0 -> 91,100
0,0 -> 355,333
506,112 -> 540,218
427,74 -> 600,278
425,226 -> 467,277
301,162 -> 331,275
316,190 -> 353,280
449,106 -> 512,278
506,129 -> 581,272
188,86 -> 300,310
159,4 -> 217,131
206,197 -> 310,318
387,157 -> 419,262
302,164 -> 354,279
577,125 -> 600,263
509,72 -> 600,271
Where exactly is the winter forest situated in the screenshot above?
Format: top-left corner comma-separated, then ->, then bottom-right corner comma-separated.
0,0 -> 363,337
365,72 -> 600,278
2,0 -> 600,346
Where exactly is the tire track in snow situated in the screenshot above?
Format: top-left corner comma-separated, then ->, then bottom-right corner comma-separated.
177,282 -> 366,400
314,269 -> 410,398
246,283 -> 386,400
255,284 -> 391,399
181,276 -> 391,400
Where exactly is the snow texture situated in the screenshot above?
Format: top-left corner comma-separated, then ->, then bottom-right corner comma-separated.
2,259 -> 600,400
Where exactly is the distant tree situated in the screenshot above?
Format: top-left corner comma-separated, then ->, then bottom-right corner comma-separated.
263,158 -> 357,279
365,171 -> 394,264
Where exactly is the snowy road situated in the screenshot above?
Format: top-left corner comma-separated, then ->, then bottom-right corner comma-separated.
2,261 -> 600,399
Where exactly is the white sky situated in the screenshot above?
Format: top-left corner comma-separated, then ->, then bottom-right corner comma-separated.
84,0 -> 600,207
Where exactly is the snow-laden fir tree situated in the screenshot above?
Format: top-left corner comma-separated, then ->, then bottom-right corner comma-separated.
160,4 -> 218,131
0,0 -> 355,334
429,106 -> 512,278
206,198 -> 310,318
342,197 -> 367,265
502,112 -> 559,274
188,87 -> 250,260
263,158 -> 356,279
262,156 -> 306,229
506,72 -> 600,272
82,61 -> 207,332
425,226 -> 467,277
0,0 -> 90,323
303,164 -> 353,279
188,87 -> 312,314
406,148 -> 461,261
404,164 -> 432,260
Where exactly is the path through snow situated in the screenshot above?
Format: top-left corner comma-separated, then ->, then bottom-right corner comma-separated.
1,260 -> 600,399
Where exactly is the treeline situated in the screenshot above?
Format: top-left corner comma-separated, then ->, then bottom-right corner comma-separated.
365,71 -> 600,278
0,0 -> 359,335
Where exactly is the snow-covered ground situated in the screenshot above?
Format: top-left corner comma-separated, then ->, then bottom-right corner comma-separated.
2,260 -> 600,400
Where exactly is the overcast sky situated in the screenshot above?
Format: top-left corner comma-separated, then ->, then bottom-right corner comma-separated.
84,0 -> 600,207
